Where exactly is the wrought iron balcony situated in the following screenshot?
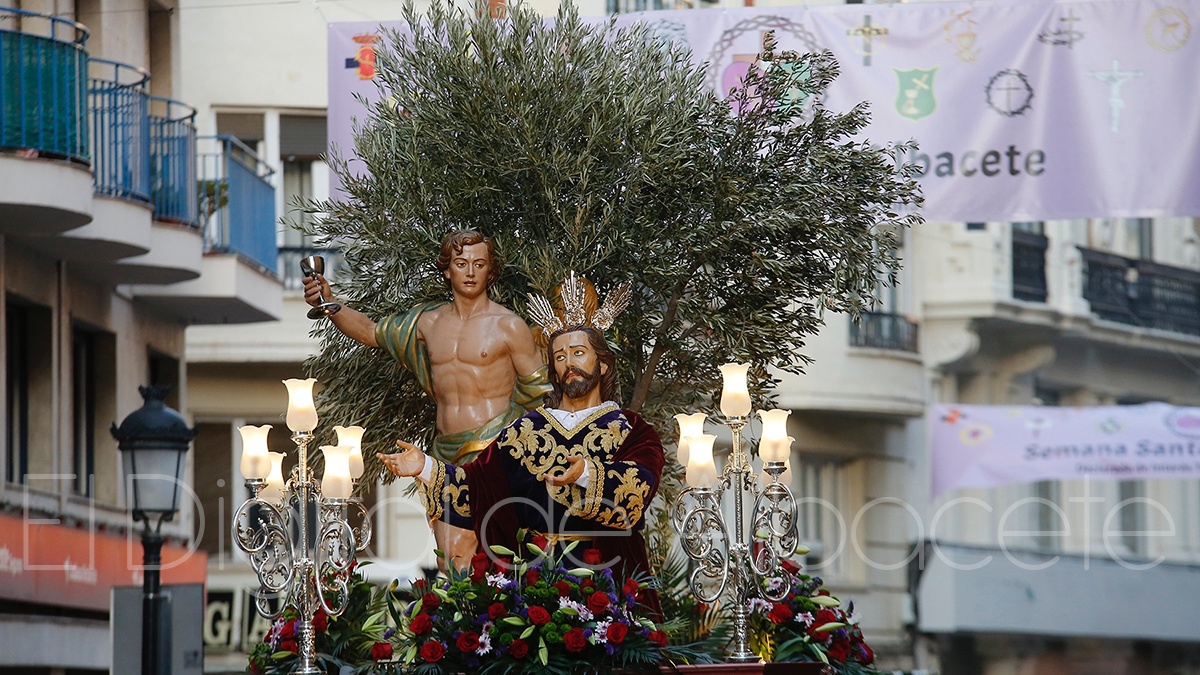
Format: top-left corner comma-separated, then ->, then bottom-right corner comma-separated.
849,310 -> 919,352
0,7 -> 89,163
148,96 -> 197,226
1012,229 -> 1048,302
89,57 -> 149,203
197,135 -> 277,272
1079,247 -> 1200,336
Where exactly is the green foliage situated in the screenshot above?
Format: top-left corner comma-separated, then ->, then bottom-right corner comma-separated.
295,0 -> 919,489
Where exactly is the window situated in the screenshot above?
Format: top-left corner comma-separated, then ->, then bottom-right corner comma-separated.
6,299 -> 52,485
1033,386 -> 1061,550
1125,218 -> 1153,260
149,348 -> 180,409
1116,480 -> 1146,555
279,115 -> 336,291
795,456 -> 850,577
1013,221 -> 1045,235
71,327 -> 97,496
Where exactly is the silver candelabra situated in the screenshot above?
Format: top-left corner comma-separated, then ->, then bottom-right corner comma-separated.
671,364 -> 800,663
233,379 -> 371,674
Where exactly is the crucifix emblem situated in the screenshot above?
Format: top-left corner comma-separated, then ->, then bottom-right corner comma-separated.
1038,8 -> 1085,48
1088,60 -> 1143,133
847,15 -> 888,67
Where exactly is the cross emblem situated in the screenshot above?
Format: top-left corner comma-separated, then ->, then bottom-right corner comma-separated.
848,15 -> 888,67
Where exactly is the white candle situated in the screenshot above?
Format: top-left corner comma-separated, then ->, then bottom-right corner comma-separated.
320,445 -> 353,500
237,424 -> 272,480
283,378 -> 319,432
259,452 -> 287,503
758,409 -> 792,462
685,434 -> 719,488
334,425 -> 366,479
719,363 -> 752,418
674,413 -> 707,467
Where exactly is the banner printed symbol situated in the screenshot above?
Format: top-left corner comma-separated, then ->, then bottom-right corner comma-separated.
647,19 -> 688,47
847,14 -> 888,67
1088,59 -> 1142,133
706,15 -> 820,94
986,69 -> 1034,117
1144,7 -> 1191,52
345,34 -> 380,80
894,67 -> 938,120
1038,8 -> 1085,48
942,10 -> 980,63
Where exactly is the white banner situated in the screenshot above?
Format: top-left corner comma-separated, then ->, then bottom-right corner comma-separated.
930,403 -> 1200,498
328,0 -> 1200,222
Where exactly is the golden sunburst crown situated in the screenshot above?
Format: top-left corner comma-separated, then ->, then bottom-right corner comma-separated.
526,271 -> 631,334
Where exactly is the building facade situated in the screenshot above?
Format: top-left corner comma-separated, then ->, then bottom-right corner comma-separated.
0,0 -> 281,671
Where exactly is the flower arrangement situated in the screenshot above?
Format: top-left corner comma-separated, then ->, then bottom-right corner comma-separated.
247,562 -> 395,675
383,530 -> 697,675
747,559 -> 880,674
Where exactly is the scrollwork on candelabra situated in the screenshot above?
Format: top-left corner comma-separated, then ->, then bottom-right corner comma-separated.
671,363 -> 800,663
232,380 -> 372,675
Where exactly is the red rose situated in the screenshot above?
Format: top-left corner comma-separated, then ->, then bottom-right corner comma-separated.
606,621 -> 628,644
528,606 -> 552,626
622,578 -> 640,597
581,579 -> 594,591
470,552 -> 490,582
768,603 -> 793,624
829,641 -> 851,662
524,569 -> 540,585
422,592 -> 441,611
419,639 -> 445,663
279,639 -> 297,654
456,631 -> 481,653
583,548 -> 603,565
649,630 -> 668,647
312,609 -> 328,632
508,638 -> 529,659
413,578 -> 430,594
532,534 -> 549,550
587,590 -> 610,614
410,612 -> 433,635
564,627 -> 588,653
554,581 -> 572,597
496,556 -> 513,571
488,601 -> 507,620
280,620 -> 296,639
371,642 -> 394,661
781,558 -> 803,575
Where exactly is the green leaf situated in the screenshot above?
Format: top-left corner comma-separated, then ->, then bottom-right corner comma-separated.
501,616 -> 527,627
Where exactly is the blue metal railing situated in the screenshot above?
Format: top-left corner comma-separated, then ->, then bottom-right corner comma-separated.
88,57 -> 149,202
148,95 -> 197,225
197,135 -> 277,271
0,7 -> 89,163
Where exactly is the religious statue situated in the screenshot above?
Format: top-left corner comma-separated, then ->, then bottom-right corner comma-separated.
303,229 -> 551,567
378,274 -> 665,619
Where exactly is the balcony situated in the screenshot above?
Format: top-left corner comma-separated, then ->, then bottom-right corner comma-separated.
1080,247 -> 1200,337
130,135 -> 281,324
33,58 -> 156,261
849,310 -> 919,352
0,7 -> 92,234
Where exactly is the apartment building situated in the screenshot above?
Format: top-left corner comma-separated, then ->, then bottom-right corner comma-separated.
0,0 -> 281,671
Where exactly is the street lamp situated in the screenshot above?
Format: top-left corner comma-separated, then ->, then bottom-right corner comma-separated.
112,385 -> 197,675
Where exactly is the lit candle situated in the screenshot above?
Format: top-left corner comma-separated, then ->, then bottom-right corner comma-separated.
719,363 -> 751,418
758,409 -> 791,462
259,452 -> 287,503
237,424 -> 272,480
674,413 -> 707,467
334,425 -> 366,479
685,434 -> 719,488
283,378 -> 318,432
320,445 -> 353,500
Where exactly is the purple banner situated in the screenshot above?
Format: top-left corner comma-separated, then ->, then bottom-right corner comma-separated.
328,0 -> 1200,220
930,403 -> 1200,498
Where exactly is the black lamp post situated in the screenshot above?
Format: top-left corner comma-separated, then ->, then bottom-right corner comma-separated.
112,385 -> 198,675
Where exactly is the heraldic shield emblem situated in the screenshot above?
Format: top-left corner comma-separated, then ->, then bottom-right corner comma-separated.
894,67 -> 938,120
